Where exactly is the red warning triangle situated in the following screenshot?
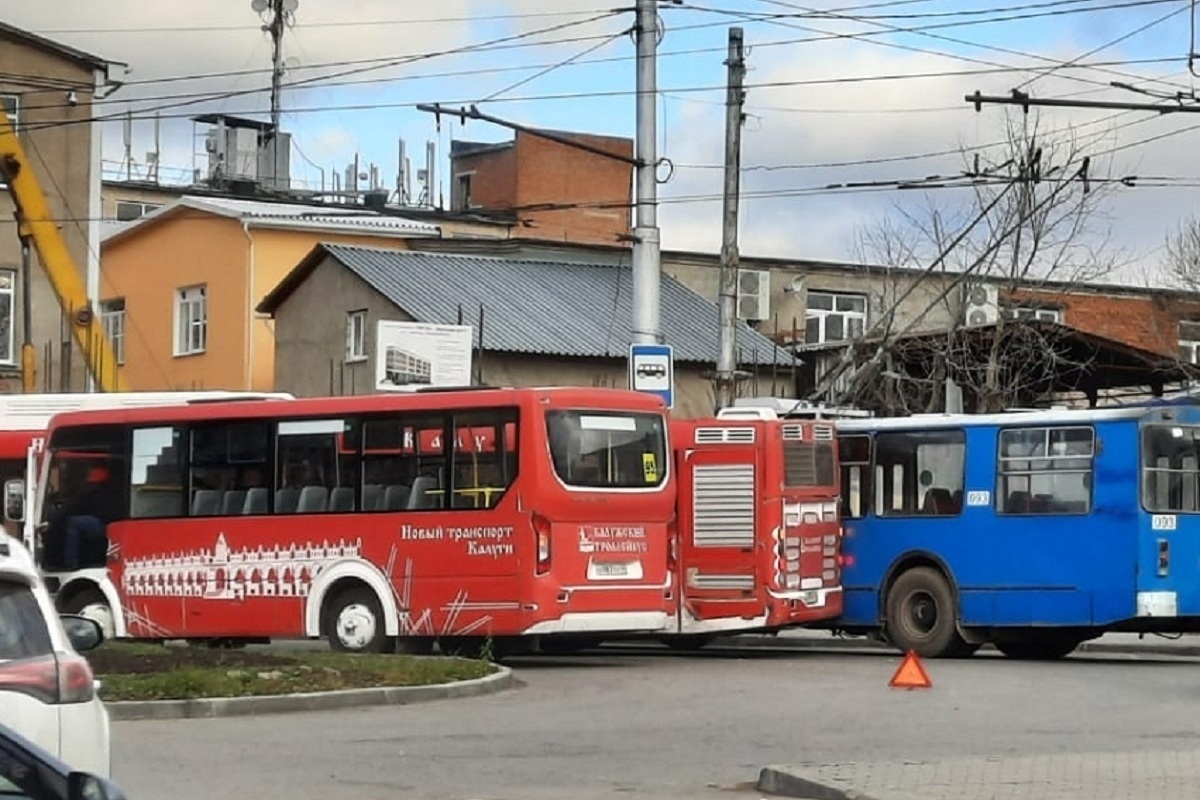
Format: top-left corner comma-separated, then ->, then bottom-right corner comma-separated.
888,650 -> 932,689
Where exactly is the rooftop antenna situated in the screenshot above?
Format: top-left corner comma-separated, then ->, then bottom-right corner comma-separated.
253,0 -> 297,188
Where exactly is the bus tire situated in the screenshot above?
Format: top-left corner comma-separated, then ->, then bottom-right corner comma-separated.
884,567 -> 972,658
324,586 -> 392,653
60,588 -> 116,643
993,632 -> 1081,661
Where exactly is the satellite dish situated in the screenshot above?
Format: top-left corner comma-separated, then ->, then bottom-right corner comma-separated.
283,0 -> 299,11
250,0 -> 268,12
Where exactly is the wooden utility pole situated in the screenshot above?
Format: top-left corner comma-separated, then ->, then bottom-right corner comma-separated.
715,28 -> 746,410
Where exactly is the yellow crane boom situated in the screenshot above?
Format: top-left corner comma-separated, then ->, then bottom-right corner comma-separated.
0,107 -> 125,392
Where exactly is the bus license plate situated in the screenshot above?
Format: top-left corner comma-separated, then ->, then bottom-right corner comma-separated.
593,562 -> 628,578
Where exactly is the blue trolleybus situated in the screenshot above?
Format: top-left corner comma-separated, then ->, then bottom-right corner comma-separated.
729,397 -> 1200,659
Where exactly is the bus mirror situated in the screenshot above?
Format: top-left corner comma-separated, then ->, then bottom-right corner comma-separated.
4,479 -> 23,523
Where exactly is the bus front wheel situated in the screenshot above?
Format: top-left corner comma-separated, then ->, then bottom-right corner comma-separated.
325,586 -> 392,653
884,567 -> 974,658
60,588 -> 116,643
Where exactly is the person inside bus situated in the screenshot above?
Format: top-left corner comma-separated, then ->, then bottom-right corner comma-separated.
59,464 -> 118,570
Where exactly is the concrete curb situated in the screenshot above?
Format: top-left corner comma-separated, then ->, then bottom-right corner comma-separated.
105,663 -> 516,721
716,633 -> 1200,659
757,766 -> 881,800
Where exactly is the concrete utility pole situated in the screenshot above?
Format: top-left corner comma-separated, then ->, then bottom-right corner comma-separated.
632,0 -> 662,345
715,27 -> 746,410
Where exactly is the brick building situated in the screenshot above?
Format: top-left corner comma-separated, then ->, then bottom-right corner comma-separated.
449,129 -> 633,246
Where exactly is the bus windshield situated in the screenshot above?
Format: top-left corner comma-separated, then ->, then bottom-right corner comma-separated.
546,410 -> 667,489
1142,424 -> 1200,513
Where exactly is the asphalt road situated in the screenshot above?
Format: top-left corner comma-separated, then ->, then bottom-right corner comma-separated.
111,645 -> 1200,800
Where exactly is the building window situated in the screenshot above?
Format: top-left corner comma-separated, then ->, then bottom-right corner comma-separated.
805,290 -> 867,343
0,96 -> 16,189
346,309 -> 367,363
99,298 -> 126,366
1005,305 -> 1062,323
455,173 -> 473,211
0,270 -> 13,365
1179,320 -> 1200,364
1,95 -> 17,131
174,285 -> 207,356
114,201 -> 162,221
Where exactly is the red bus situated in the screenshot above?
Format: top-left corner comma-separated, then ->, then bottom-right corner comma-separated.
0,392 -> 291,542
32,387 -> 675,653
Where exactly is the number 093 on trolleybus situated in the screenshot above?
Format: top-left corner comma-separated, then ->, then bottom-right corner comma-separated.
30,387 -> 676,654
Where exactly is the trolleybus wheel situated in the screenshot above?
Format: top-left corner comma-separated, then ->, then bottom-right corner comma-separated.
884,567 -> 973,658
60,588 -> 116,643
325,586 -> 391,653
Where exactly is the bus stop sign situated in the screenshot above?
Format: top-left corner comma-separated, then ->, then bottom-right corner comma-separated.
629,344 -> 674,409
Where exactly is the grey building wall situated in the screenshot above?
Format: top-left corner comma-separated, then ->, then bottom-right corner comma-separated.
269,255 -> 793,417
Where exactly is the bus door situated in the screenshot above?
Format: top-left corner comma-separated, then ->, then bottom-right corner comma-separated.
677,428 -> 764,629
1139,421 -> 1200,619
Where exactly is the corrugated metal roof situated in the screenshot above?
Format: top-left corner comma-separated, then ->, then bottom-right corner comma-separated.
102,195 -> 439,245
322,244 -> 793,366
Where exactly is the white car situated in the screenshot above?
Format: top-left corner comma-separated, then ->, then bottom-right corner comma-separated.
0,536 -> 110,779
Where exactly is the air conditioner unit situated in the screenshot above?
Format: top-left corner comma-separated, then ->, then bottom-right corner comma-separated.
737,268 -> 771,321
962,282 -> 999,327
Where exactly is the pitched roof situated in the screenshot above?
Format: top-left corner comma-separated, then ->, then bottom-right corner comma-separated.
0,21 -> 114,70
101,195 -> 440,246
259,243 -> 794,367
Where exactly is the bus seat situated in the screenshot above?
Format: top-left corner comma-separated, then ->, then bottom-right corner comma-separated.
329,486 -> 355,513
407,476 -> 439,510
362,484 -> 384,511
221,489 -> 247,516
243,487 -> 268,515
296,485 -> 329,514
191,489 -> 222,517
275,486 -> 300,514
1007,490 -> 1030,513
922,488 -> 958,515
384,484 -> 410,511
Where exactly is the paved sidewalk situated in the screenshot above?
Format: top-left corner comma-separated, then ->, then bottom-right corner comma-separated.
759,749 -> 1200,800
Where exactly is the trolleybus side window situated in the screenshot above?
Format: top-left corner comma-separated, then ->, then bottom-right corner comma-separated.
448,410 -> 519,510
130,426 -> 185,519
546,410 -> 666,489
189,421 -> 271,516
40,424 -> 126,569
1141,424 -> 1200,513
873,430 -> 965,517
838,434 -> 872,519
997,426 -> 1094,515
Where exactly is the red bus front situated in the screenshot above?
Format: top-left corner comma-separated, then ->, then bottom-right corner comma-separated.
33,388 -> 674,652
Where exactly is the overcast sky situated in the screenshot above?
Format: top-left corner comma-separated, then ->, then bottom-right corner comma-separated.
5,0 -> 1199,284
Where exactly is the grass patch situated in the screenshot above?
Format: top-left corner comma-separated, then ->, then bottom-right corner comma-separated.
89,642 -> 495,702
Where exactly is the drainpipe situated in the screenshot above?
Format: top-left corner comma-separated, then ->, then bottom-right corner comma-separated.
241,219 -> 254,390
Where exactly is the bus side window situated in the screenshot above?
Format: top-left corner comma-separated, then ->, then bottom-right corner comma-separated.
997,426 -> 1094,515
130,426 -> 185,519
189,421 -> 271,517
275,418 -> 356,515
449,409 -> 520,510
361,414 -> 443,512
837,434 -> 871,519
874,430 -> 965,518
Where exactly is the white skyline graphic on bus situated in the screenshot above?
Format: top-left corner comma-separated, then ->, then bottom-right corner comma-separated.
120,533 -> 362,600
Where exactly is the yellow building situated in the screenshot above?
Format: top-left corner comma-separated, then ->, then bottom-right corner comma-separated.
99,195 -> 449,391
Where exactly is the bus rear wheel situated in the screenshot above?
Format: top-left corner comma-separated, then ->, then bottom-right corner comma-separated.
993,632 -> 1081,660
325,587 -> 392,653
884,567 -> 975,658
